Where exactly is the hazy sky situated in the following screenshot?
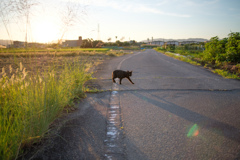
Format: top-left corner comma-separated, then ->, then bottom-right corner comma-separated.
0,0 -> 240,43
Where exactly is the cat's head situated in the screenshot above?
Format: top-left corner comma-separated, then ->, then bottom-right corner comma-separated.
127,70 -> 133,76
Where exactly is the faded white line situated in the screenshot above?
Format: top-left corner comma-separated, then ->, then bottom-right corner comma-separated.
117,51 -> 142,69
105,51 -> 142,159
104,79 -> 124,159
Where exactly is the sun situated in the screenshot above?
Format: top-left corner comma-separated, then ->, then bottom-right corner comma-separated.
33,20 -> 59,43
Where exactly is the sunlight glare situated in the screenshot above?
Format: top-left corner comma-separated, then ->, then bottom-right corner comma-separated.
33,20 -> 59,43
187,124 -> 199,137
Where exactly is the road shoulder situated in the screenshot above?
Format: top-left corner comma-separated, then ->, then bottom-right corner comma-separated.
19,92 -> 110,160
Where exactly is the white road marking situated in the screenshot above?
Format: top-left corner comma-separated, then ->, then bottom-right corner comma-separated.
117,52 -> 142,69
105,51 -> 142,159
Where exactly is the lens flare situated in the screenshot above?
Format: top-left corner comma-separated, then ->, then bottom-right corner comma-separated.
187,124 -> 199,137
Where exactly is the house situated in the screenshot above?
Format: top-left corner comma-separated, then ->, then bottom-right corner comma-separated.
167,41 -> 179,46
28,42 -> 46,48
62,36 -> 82,47
179,41 -> 198,45
151,41 -> 165,46
13,41 -> 47,48
13,41 -> 25,48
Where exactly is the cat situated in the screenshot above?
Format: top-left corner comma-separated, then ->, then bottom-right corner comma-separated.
112,70 -> 134,85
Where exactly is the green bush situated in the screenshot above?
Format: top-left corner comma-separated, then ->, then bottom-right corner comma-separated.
203,32 -> 240,64
226,32 -> 240,63
203,36 -> 227,64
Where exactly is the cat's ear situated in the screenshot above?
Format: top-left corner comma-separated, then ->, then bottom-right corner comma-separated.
130,71 -> 132,73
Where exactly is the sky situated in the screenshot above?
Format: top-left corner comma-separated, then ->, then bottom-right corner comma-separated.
0,0 -> 240,43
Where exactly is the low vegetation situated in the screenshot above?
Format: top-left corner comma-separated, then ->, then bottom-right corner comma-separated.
155,32 -> 240,79
0,48 -> 133,160
0,48 -> 109,54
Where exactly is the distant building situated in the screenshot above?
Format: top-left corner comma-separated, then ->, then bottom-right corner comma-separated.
13,41 -> 47,48
62,36 -> 82,47
28,42 -> 46,48
167,41 -> 179,46
179,41 -> 199,45
151,41 -> 165,46
13,41 -> 25,48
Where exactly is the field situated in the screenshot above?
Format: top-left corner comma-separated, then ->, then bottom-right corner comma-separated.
0,48 -> 133,160
0,48 -> 109,54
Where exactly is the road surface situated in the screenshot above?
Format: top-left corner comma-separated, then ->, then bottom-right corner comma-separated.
25,49 -> 240,160
96,49 -> 240,160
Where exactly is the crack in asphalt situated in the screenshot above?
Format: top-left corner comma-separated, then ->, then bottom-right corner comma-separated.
104,80 -> 126,160
111,88 -> 240,92
104,52 -> 144,159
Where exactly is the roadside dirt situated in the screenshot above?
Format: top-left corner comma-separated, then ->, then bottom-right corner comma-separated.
16,56 -> 115,160
18,91 -> 110,160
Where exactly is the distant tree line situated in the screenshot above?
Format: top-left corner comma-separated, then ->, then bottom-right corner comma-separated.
104,40 -> 137,47
80,39 -> 104,48
80,39 -> 139,48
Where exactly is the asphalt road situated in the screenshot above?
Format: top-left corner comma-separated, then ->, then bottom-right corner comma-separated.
24,49 -> 240,160
95,49 -> 240,160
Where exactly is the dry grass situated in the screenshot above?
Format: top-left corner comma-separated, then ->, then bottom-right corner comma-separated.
0,49 -> 133,160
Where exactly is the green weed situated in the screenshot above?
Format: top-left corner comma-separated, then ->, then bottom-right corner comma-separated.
213,69 -> 240,79
0,60 -> 91,160
164,52 -> 201,66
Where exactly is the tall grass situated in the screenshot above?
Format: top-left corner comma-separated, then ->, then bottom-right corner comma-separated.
164,52 -> 201,66
0,60 -> 91,159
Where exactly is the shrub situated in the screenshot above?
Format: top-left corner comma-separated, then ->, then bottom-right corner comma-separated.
226,32 -> 240,63
203,37 -> 227,64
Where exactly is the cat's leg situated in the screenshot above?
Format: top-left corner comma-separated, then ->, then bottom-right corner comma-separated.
119,78 -> 122,84
127,77 -> 134,84
112,77 -> 116,83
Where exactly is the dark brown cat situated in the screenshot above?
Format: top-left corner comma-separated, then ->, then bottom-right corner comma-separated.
112,70 -> 134,85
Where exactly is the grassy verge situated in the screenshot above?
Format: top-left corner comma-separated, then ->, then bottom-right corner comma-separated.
0,48 -> 132,58
164,52 -> 201,66
212,69 -> 240,79
0,60 -> 92,160
0,49 -> 134,159
154,48 -> 240,80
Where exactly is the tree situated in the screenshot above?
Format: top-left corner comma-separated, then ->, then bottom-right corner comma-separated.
81,39 -> 93,48
81,39 -> 103,48
116,40 -> 122,46
203,36 -> 227,64
226,32 -> 240,63
123,41 -> 130,46
93,40 -> 103,48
